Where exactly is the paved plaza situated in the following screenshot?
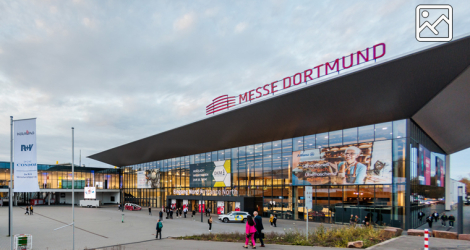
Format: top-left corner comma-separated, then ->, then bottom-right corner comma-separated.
0,205 -> 336,249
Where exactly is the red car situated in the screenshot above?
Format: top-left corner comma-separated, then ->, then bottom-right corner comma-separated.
125,203 -> 142,211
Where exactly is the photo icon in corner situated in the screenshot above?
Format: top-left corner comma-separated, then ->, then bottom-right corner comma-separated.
416,5 -> 452,42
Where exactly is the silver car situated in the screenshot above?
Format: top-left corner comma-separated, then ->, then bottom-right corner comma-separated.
218,211 -> 250,223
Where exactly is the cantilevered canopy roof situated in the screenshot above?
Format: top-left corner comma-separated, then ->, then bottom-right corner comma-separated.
89,36 -> 470,167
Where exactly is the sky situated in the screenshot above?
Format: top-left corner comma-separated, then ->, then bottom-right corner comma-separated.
0,0 -> 469,178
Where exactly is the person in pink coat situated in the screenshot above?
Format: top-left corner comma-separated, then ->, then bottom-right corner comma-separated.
244,215 -> 257,249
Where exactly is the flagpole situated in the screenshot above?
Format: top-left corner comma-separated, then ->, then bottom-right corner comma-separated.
72,127 -> 75,250
9,116 -> 13,250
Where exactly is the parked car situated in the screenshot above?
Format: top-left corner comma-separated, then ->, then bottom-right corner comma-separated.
125,203 -> 142,211
218,211 -> 250,223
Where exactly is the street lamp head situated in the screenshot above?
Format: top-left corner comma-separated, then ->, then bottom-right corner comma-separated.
458,186 -> 463,196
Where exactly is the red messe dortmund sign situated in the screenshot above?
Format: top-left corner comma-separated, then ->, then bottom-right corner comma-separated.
206,43 -> 386,115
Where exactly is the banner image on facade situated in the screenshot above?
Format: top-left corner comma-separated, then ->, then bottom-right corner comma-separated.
217,201 -> 225,214
198,200 -> 205,213
436,157 -> 445,187
292,141 -> 392,185
14,118 -> 40,192
84,187 -> 96,199
137,169 -> 161,188
418,145 -> 431,185
235,202 -> 240,211
183,200 -> 188,209
190,160 -> 231,188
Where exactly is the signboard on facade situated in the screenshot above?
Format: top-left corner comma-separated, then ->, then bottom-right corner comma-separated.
84,187 -> 96,199
190,160 -> 231,188
14,118 -> 40,192
292,140 -> 392,185
137,169 -> 161,188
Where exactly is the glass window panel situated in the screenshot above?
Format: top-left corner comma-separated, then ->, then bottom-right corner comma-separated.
343,128 -> 357,145
238,158 -> 247,186
282,153 -> 292,185
238,146 -> 246,158
375,122 -> 393,140
194,154 -> 200,164
254,155 -> 263,184
272,140 -> 282,154
246,157 -> 254,186
206,152 -> 212,162
263,154 -> 273,182
225,149 -> 231,159
304,134 -> 315,150
218,150 -> 224,161
358,125 -> 374,142
316,132 -> 328,148
263,142 -> 272,155
231,148 -> 239,159
255,144 -> 263,156
282,138 -> 292,153
232,159 -> 239,186
329,130 -> 342,146
393,119 -> 406,139
200,153 -> 206,163
246,145 -> 254,157
293,137 -> 303,152
272,153 -> 282,180
393,138 -> 406,162
212,151 -> 218,161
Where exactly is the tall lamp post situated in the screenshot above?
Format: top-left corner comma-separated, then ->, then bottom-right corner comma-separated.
72,127 -> 75,250
458,186 -> 463,235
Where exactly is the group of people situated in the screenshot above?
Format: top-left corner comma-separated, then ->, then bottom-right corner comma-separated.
24,205 -> 34,215
268,214 -> 277,227
419,211 -> 455,228
244,211 -> 266,248
349,214 -> 374,227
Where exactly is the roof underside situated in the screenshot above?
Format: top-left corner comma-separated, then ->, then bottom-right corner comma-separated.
89,36 -> 470,166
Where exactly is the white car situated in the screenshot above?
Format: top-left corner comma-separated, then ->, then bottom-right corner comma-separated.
218,211 -> 250,223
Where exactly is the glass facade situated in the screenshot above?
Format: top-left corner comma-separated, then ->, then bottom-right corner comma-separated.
122,119 -> 424,228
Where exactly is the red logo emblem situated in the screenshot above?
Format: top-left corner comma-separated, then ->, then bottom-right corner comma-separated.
206,95 -> 236,115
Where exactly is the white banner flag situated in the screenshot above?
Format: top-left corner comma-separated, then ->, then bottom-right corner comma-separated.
14,118 -> 40,192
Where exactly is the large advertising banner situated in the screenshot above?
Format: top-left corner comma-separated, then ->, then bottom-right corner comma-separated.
190,160 -> 231,188
436,157 -> 445,187
217,201 -> 225,214
292,141 -> 392,185
14,118 -> 40,192
137,169 -> 161,188
418,145 -> 431,185
84,187 -> 96,199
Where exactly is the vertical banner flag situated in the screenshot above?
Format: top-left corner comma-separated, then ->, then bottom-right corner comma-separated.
14,118 -> 40,192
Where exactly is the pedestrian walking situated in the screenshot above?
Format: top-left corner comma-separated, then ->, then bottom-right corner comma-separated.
426,214 -> 433,228
363,215 -> 369,226
244,215 -> 257,249
272,215 -> 277,227
418,211 -> 425,222
448,214 -> 455,228
192,208 -> 196,220
159,210 -> 163,221
30,205 -> 33,215
165,208 -> 169,219
208,216 -> 213,232
441,213 -> 448,226
24,206 -> 29,215
179,207 -> 182,218
254,211 -> 265,247
433,211 -> 439,223
183,207 -> 188,218
156,219 -> 163,239
269,215 -> 274,227
349,214 -> 355,225
170,209 -> 173,219
149,207 -> 152,216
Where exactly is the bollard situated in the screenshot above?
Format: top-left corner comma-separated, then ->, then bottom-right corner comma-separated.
424,229 -> 429,250
122,214 -> 124,223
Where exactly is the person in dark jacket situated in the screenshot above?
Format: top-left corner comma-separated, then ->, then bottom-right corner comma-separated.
149,207 -> 152,216
208,216 -> 213,232
448,214 -> 455,228
426,214 -> 433,228
25,206 -> 29,215
433,211 -> 439,223
170,209 -> 173,219
418,211 -> 425,222
272,214 -> 277,227
156,219 -> 163,239
253,211 -> 265,247
159,210 -> 163,221
440,213 -> 448,226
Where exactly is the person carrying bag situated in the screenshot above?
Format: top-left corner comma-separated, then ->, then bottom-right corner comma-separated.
244,215 -> 257,249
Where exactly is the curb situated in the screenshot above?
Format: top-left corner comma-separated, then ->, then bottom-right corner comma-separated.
366,235 -> 403,250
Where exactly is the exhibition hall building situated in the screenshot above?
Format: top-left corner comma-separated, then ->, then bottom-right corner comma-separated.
88,36 -> 470,230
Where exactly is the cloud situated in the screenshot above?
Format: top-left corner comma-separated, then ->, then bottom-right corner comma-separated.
0,0 -> 469,169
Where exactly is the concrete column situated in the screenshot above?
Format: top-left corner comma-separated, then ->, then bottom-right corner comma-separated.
14,193 -> 17,206
293,187 -> 298,220
48,192 -> 51,206
445,155 -> 451,211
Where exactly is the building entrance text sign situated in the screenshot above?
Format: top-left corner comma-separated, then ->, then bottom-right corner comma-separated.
206,43 -> 386,115
292,140 -> 392,185
14,118 -> 40,192
190,160 -> 231,187
173,188 -> 238,196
